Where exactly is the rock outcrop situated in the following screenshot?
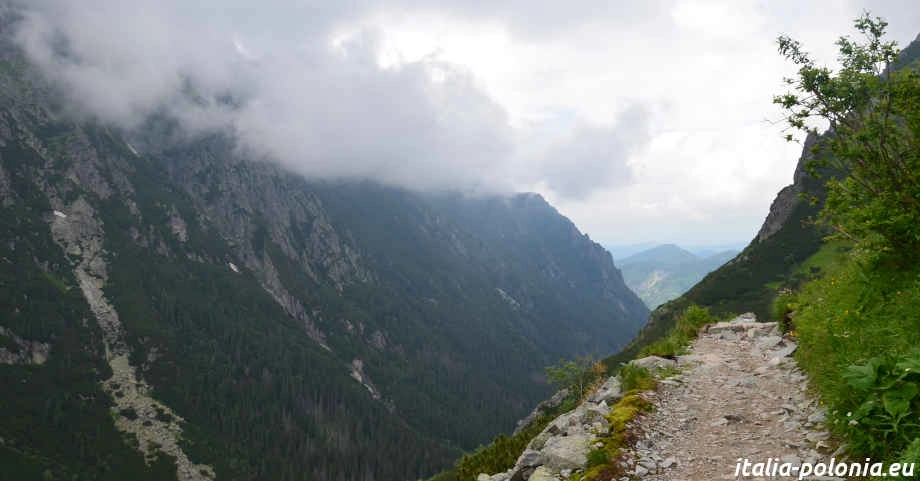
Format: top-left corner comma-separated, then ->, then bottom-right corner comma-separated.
48,199 -> 215,481
0,325 -> 50,365
756,132 -> 819,242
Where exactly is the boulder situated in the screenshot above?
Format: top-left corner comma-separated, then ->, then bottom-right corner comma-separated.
516,449 -> 543,468
581,403 -> 609,429
528,432 -> 552,450
587,376 -> 623,404
541,433 -> 591,471
526,467 -> 555,481
514,389 -> 570,435
632,356 -> 677,372
730,312 -> 757,323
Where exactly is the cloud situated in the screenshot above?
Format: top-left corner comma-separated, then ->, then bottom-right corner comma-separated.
536,104 -> 648,199
11,0 -> 516,191
8,0 -> 920,246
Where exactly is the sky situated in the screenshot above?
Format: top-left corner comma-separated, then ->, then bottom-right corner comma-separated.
10,0 -> 920,245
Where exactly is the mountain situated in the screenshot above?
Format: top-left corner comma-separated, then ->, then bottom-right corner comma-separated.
618,244 -> 739,309
0,21 -> 648,481
603,242 -> 658,260
604,126 -> 829,367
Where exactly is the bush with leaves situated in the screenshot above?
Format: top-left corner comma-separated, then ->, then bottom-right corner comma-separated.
837,350 -> 920,459
774,13 -> 920,265
545,355 -> 598,400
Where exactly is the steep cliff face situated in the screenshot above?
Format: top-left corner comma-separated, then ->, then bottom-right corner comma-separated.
755,131 -> 819,242
0,21 -> 648,481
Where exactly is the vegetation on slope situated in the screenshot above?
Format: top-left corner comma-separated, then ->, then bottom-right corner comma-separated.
772,13 -> 920,469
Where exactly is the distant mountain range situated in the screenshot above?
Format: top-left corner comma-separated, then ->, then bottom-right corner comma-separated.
605,242 -> 746,261
615,244 -> 739,309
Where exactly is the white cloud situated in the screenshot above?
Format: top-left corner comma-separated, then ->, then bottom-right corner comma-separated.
9,0 -> 920,245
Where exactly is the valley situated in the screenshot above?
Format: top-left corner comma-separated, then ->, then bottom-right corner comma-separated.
2,3 -> 920,481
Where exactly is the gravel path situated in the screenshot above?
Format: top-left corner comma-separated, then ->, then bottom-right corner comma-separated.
623,320 -> 835,481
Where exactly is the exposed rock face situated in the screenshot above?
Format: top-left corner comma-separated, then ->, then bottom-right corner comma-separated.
756,132 -> 819,242
514,389 -> 570,435
481,368 -> 630,480
0,326 -> 50,365
349,358 -> 382,400
48,197 -> 215,481
586,377 -> 622,404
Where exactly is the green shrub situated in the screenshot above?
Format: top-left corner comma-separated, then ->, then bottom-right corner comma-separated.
776,14 -> 920,266
545,355 -> 597,400
639,304 -> 715,358
791,247 -> 920,463
837,351 -> 920,458
619,364 -> 654,392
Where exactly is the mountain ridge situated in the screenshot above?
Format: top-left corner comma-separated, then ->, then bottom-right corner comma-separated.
618,244 -> 739,309
0,18 -> 649,480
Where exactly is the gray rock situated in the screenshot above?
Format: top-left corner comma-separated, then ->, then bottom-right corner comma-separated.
708,321 -> 778,338
541,434 -> 591,471
587,376 -> 623,404
755,335 -> 784,351
514,389 -> 570,435
730,312 -> 757,323
529,432 -> 552,451
632,356 -> 677,372
581,403 -> 610,430
526,467 -> 554,481
661,457 -> 677,469
772,343 -> 798,359
806,431 -> 830,442
510,467 -> 534,481
808,408 -> 828,424
718,330 -> 740,341
516,449 -> 543,468
634,465 -> 649,477
739,375 -> 758,388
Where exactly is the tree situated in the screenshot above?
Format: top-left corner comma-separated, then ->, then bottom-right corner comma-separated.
774,13 -> 920,265
544,355 -> 595,399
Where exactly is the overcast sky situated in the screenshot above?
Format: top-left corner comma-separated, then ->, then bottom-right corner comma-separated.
12,0 -> 920,246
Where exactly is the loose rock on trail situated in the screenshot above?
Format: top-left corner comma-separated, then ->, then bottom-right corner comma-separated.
623,315 -> 834,480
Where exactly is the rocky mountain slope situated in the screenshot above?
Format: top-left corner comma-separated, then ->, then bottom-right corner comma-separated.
618,245 -> 738,309
0,15 -> 648,481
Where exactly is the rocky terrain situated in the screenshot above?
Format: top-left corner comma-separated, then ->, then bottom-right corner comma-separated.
477,314 -> 833,481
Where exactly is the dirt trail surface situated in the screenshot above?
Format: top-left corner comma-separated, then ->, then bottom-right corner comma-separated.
624,318 -> 836,481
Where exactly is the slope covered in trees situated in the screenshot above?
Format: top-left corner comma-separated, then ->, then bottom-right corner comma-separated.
0,11 -> 648,479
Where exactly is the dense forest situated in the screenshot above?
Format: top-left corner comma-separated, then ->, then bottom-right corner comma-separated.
0,12 -> 648,479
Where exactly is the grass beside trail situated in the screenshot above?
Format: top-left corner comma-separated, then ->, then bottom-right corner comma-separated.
778,246 -> 920,468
